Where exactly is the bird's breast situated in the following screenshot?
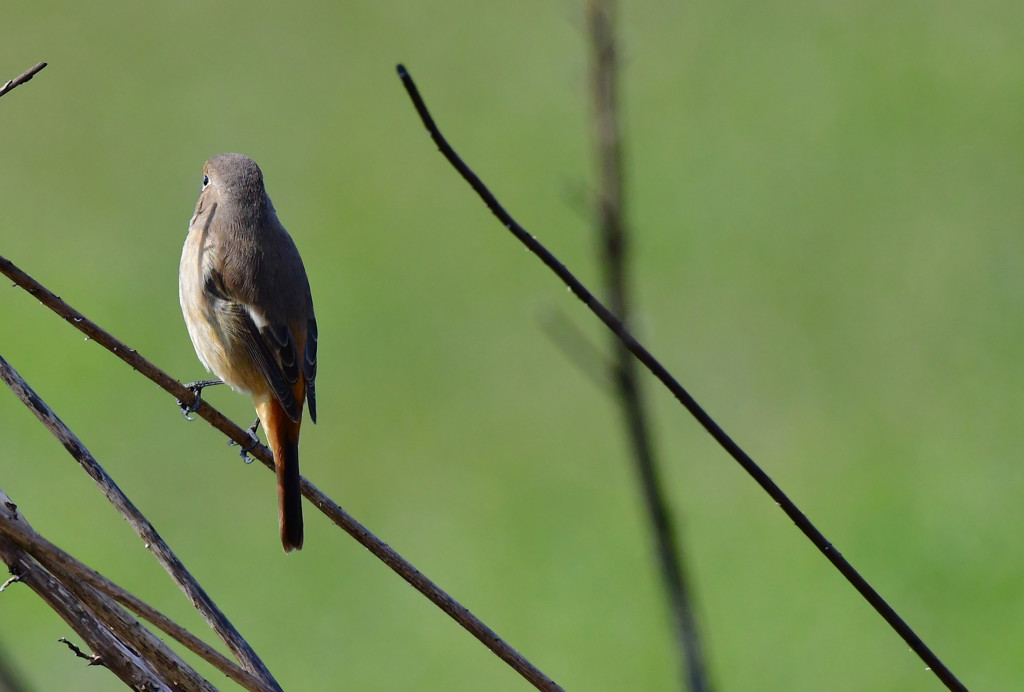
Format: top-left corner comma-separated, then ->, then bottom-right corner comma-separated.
179,227 -> 250,393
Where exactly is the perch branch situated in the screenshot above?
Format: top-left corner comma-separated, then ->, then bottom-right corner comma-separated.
395,64 -> 967,692
0,254 -> 563,692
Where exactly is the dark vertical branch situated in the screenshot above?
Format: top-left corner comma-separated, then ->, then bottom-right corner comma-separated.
587,4 -> 712,690
396,63 -> 969,692
0,640 -> 30,692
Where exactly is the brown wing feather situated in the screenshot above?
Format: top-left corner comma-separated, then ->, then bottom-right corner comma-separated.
206,271 -> 303,422
303,317 -> 318,424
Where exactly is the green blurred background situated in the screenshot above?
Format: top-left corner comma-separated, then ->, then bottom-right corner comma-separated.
2,1 -> 1022,690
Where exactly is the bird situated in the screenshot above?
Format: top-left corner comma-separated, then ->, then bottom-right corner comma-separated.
179,153 -> 317,552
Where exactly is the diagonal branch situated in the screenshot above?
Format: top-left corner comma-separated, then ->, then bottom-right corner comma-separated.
0,254 -> 564,692
394,64 -> 968,692
587,3 -> 711,690
0,62 -> 47,100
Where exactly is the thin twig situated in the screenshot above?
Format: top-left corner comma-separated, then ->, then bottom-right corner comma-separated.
587,4 -> 711,690
537,306 -> 614,393
0,62 -> 47,100
56,638 -> 102,666
0,490 -> 274,692
394,64 -> 968,692
0,355 -> 282,692
0,254 -> 564,692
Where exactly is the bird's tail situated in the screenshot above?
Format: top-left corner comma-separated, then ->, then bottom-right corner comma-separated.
256,395 -> 304,552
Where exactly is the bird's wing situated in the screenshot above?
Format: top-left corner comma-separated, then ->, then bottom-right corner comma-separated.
303,317 -> 317,424
205,270 -> 303,423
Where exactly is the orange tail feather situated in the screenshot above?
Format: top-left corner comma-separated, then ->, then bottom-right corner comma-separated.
256,396 -> 304,552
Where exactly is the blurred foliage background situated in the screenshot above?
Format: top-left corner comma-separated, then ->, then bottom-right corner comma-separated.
2,1 -> 1023,690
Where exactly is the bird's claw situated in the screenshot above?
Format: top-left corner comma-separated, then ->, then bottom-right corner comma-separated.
176,379 -> 223,420
229,418 -> 262,463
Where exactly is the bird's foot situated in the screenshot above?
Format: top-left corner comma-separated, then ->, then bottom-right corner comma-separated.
229,418 -> 262,463
177,379 -> 224,420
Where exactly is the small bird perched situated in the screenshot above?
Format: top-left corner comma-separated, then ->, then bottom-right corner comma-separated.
179,153 -> 317,552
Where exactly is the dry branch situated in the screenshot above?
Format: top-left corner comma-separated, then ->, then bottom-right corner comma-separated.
0,486 -> 274,692
394,64 -> 967,692
0,494 -> 171,690
0,62 -> 47,100
0,353 -> 282,692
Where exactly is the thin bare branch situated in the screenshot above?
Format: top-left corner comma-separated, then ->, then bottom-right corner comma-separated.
394,64 -> 968,692
0,355 -> 282,692
56,639 -> 102,666
0,254 -> 564,692
587,3 -> 712,689
537,306 -> 614,393
0,62 -> 47,100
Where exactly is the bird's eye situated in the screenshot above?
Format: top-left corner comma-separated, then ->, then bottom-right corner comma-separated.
202,175 -> 210,188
